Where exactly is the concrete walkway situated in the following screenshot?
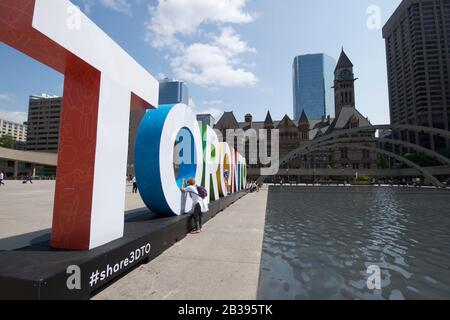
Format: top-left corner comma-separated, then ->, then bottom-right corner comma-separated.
0,181 -> 145,239
94,188 -> 268,300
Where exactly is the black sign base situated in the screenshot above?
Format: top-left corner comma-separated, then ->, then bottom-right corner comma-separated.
0,192 -> 247,300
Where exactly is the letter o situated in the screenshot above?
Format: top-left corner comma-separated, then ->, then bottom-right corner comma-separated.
134,104 -> 203,216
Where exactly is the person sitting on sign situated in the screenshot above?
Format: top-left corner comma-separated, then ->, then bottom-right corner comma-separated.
224,170 -> 230,193
180,178 -> 209,234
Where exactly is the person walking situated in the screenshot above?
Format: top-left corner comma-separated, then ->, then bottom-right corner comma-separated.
132,176 -> 138,193
180,178 -> 208,234
0,171 -> 5,187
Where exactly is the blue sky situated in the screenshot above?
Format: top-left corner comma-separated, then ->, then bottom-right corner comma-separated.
0,0 -> 401,125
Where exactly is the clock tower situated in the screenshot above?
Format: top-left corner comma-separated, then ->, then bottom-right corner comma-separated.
334,49 -> 356,116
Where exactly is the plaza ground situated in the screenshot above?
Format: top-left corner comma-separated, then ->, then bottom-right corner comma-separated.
0,180 -> 268,300
95,189 -> 267,300
0,181 -> 145,240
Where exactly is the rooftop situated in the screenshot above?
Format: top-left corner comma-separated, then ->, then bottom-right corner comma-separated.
335,49 -> 353,72
30,94 -> 61,99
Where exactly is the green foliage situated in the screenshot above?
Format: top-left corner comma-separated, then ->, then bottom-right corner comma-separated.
438,148 -> 450,159
0,134 -> 15,149
377,155 -> 390,169
403,152 -> 440,167
356,175 -> 371,182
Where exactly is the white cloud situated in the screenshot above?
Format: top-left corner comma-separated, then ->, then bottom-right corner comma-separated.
157,72 -> 167,80
171,28 -> 258,87
82,0 -> 133,15
0,94 -> 14,102
0,109 -> 28,124
189,99 -> 223,120
188,98 -> 197,108
146,0 -> 258,88
0,94 -> 27,123
203,100 -> 223,105
147,0 -> 254,48
214,27 -> 256,56
200,107 -> 223,120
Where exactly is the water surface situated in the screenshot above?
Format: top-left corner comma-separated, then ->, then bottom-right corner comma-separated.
258,186 -> 450,300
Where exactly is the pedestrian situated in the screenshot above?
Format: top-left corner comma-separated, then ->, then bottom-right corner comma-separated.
132,176 -> 138,193
0,171 -> 5,187
416,177 -> 421,187
180,178 -> 208,234
24,172 -> 33,184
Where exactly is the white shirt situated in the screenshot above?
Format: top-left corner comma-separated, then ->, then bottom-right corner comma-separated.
0,173 -> 3,180
184,185 -> 209,213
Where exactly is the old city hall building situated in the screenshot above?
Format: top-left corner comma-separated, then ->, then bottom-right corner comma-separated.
214,50 -> 378,181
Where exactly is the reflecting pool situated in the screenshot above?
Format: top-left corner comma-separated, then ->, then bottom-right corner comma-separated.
258,186 -> 450,300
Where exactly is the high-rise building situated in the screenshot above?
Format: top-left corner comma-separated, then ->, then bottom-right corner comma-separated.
197,114 -> 216,127
127,78 -> 190,175
293,53 -> 336,121
127,109 -> 146,176
0,118 -> 27,143
159,78 -> 189,105
383,0 -> 450,151
26,94 -> 62,153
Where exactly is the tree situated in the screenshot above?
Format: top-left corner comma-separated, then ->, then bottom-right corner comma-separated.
438,148 -> 450,159
403,152 -> 440,167
0,134 -> 15,149
377,155 -> 390,169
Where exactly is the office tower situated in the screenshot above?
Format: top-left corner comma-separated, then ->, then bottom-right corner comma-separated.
127,78 -> 190,175
383,0 -> 450,150
0,118 -> 27,143
127,109 -> 146,176
293,53 -> 336,121
159,78 -> 189,105
197,114 -> 216,128
26,94 -> 62,152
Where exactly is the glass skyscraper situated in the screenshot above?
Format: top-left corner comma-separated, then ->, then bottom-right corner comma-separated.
159,78 -> 189,105
293,54 -> 336,121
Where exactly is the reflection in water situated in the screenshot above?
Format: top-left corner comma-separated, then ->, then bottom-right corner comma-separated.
258,187 -> 450,300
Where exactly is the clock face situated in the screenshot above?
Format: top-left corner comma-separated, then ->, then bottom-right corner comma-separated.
340,70 -> 352,80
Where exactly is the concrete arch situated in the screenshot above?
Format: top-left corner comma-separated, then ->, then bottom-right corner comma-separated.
255,124 -> 450,187
258,143 -> 444,188
280,124 -> 450,165
299,137 -> 450,167
257,143 -> 444,188
307,144 -> 443,187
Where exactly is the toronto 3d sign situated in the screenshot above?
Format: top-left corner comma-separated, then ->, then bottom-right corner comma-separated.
0,0 -> 247,250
